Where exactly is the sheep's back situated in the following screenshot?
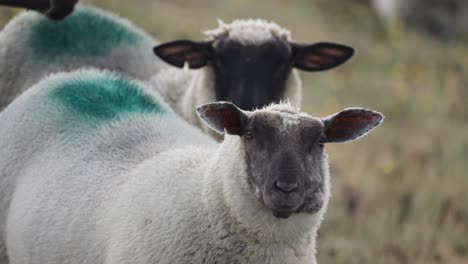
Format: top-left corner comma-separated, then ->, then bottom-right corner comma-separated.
0,5 -> 163,111
0,69 -> 214,263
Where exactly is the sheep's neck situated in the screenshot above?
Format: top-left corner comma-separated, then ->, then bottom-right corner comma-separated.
200,137 -> 318,261
181,67 -> 217,133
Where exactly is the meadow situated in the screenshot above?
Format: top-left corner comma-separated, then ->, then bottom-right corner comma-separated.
1,0 -> 467,263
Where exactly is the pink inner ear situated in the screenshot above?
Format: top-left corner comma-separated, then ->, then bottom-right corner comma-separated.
154,41 -> 209,69
305,49 -> 347,66
205,107 -> 243,134
302,54 -> 337,69
325,111 -> 382,142
160,46 -> 200,59
306,54 -> 324,61
294,43 -> 353,72
316,47 -> 348,57
162,47 -> 191,56
183,53 -> 205,64
303,61 -> 321,69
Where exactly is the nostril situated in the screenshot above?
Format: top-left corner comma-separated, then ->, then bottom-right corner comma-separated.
275,181 -> 299,194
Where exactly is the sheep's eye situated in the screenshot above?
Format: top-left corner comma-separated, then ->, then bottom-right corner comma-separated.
244,131 -> 253,140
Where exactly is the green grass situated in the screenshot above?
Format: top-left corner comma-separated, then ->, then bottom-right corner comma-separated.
1,1 -> 467,263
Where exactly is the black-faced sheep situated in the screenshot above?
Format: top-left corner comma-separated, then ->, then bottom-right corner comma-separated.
151,19 -> 354,133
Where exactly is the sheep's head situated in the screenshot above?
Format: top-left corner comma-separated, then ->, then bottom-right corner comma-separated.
154,19 -> 354,111
197,102 -> 383,219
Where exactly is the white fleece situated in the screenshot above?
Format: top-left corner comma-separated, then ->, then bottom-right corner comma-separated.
0,69 -> 327,264
0,5 -> 164,111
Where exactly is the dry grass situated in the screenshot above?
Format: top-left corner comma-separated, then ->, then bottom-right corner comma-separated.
1,1 -> 467,263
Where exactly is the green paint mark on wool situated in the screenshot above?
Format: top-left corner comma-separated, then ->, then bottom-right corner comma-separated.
52,74 -> 166,121
29,7 -> 145,57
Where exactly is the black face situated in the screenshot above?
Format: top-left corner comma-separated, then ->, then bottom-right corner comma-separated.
210,39 -> 292,110
243,112 -> 327,218
154,36 -> 354,112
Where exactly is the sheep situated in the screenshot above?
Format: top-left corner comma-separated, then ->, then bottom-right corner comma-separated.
372,0 -> 468,38
151,19 -> 355,134
0,69 -> 383,264
0,5 -> 163,110
0,2 -> 355,136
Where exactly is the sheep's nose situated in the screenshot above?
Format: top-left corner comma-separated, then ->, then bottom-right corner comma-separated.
275,181 -> 299,194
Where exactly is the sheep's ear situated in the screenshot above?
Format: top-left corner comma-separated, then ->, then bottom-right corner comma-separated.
0,0 -> 78,20
196,102 -> 248,136
0,0 -> 50,10
291,42 -> 354,72
153,40 -> 212,69
320,108 -> 383,143
45,0 -> 79,20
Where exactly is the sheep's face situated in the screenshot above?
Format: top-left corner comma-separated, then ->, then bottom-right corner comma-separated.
209,38 -> 292,110
197,102 -> 384,219
242,111 -> 327,218
153,19 -> 354,111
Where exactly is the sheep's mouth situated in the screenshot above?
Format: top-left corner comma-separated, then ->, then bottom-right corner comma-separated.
269,203 -> 305,219
271,201 -> 322,218
272,210 -> 293,219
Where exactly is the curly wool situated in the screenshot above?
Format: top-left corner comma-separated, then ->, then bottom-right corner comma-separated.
204,19 -> 292,44
0,5 -> 163,111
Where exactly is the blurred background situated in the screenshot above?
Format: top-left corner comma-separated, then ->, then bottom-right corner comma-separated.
1,0 -> 467,263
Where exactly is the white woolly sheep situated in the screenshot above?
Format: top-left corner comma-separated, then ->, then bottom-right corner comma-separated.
0,5 -> 163,110
0,2 -> 355,136
0,69 -> 383,264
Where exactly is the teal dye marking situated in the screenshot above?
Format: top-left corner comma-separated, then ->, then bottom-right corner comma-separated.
29,7 -> 145,57
52,75 -> 166,121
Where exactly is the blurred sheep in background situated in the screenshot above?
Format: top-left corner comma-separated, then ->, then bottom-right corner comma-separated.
373,0 -> 468,39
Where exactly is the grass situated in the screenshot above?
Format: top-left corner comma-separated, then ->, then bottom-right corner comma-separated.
1,0 -> 467,263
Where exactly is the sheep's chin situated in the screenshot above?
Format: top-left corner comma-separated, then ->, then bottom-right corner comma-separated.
272,211 -> 293,219
258,195 -> 306,219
